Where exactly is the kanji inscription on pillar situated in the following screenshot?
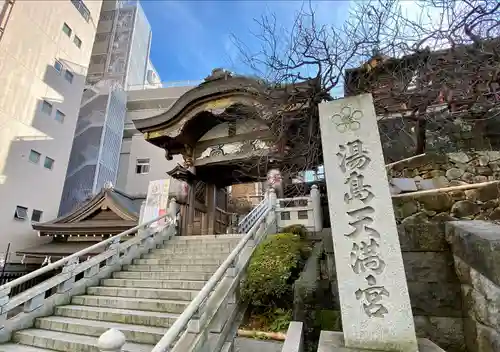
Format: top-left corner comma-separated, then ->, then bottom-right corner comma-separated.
319,94 -> 418,351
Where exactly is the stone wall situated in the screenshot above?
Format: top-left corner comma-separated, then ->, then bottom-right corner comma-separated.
446,221 -> 500,352
387,151 -> 500,187
319,162 -> 500,351
392,181 -> 500,223
293,241 -> 340,352
397,220 -> 465,351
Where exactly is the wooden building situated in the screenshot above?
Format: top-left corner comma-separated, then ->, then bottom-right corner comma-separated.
17,186 -> 144,261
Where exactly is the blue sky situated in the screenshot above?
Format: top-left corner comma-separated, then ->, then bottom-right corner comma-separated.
141,1 -> 352,83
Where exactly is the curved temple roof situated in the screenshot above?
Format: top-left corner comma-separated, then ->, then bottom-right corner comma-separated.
32,187 -> 144,236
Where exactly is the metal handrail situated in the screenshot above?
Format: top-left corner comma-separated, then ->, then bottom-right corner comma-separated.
0,213 -> 171,292
151,201 -> 271,351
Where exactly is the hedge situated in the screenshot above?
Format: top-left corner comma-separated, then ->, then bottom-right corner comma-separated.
241,232 -> 306,307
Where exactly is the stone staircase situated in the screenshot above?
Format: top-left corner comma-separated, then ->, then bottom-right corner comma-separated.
0,235 -> 242,352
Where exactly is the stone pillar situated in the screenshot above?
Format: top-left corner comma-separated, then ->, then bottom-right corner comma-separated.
180,204 -> 187,236
206,184 -> 217,235
310,185 -> 323,232
201,212 -> 208,235
318,94 -> 418,351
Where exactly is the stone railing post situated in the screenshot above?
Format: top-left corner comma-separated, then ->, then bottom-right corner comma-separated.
57,257 -> 79,294
310,185 -> 323,231
0,287 -> 11,327
268,188 -> 277,209
168,197 -> 177,220
106,238 -> 121,266
98,329 -> 126,352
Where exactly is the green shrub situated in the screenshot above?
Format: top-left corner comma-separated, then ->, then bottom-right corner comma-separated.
281,224 -> 308,239
241,233 -> 304,307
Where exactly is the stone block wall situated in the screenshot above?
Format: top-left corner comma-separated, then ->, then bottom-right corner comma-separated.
391,181 -> 500,351
387,151 -> 500,186
446,221 -> 500,352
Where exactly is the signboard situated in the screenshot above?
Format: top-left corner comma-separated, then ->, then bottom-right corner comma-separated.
143,179 -> 171,227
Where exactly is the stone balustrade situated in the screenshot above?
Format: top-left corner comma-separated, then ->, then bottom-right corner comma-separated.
238,193 -> 272,233
280,322 -> 304,352
276,185 -> 322,232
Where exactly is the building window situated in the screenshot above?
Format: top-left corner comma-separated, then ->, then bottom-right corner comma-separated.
71,0 -> 90,22
136,159 -> 150,174
14,206 -> 28,221
73,35 -> 82,48
95,33 -> 109,42
55,110 -> 65,123
31,209 -> 43,223
64,70 -> 74,83
44,157 -> 54,170
41,100 -> 53,115
297,210 -> 308,219
91,54 -> 106,65
54,60 -> 63,73
29,150 -> 41,164
62,23 -> 72,37
99,10 -> 115,21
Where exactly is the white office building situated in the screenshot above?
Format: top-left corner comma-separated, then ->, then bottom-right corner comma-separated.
0,0 -> 103,261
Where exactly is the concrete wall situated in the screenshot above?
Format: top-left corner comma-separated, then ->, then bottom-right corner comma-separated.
0,0 -> 102,261
116,132 -> 183,196
117,85 -> 195,197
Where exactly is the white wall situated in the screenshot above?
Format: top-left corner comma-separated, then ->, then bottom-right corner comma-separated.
0,0 -> 102,260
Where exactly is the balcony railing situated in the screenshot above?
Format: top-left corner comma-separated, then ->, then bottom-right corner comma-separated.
127,80 -> 203,91
71,0 -> 90,22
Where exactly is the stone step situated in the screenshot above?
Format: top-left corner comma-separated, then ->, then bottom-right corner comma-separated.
154,246 -> 234,254
87,286 -> 198,301
71,295 -> 189,314
35,316 -> 166,345
133,257 -> 225,265
55,305 -> 179,328
169,238 -> 241,245
113,270 -> 213,281
101,278 -> 207,290
161,241 -> 237,249
0,345 -> 56,351
13,329 -> 152,352
169,235 -> 242,241
122,264 -> 219,273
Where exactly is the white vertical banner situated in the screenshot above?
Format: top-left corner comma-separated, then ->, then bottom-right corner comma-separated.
143,179 -> 171,227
